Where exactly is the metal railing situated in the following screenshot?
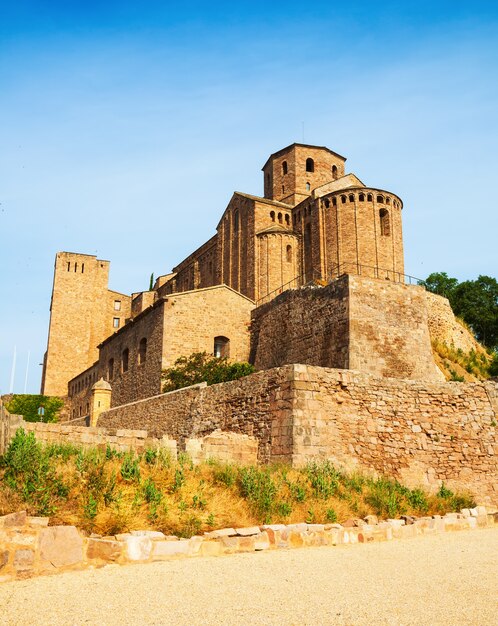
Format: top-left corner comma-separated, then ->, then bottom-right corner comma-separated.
255,263 -> 424,306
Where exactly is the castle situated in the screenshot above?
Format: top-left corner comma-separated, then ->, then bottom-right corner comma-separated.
41,142 -> 468,418
28,142 -> 498,503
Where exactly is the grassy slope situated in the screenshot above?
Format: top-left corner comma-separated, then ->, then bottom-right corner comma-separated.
0,430 -> 475,537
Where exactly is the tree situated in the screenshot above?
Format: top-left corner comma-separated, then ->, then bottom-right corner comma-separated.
420,272 -> 459,302
162,352 -> 255,392
5,394 -> 63,423
452,276 -> 498,351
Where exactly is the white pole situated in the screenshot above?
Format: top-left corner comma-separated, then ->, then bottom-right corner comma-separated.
24,350 -> 30,394
9,345 -> 17,393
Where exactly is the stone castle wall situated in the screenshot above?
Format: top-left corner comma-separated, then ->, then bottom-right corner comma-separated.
289,365 -> 497,504
425,291 -> 483,353
250,276 -> 442,382
95,365 -> 497,504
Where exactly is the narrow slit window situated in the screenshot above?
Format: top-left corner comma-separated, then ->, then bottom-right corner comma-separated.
138,338 -> 147,364
121,348 -> 129,373
379,209 -> 391,236
282,161 -> 288,175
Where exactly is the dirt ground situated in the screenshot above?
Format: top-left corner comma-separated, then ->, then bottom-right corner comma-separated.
0,528 -> 497,625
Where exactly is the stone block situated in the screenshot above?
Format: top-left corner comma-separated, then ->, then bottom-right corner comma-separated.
235,526 -> 261,536
254,531 -> 270,551
204,528 -> 236,539
14,549 -> 34,571
87,539 -> 123,562
152,539 -> 191,559
0,550 -> 9,571
199,541 -> 223,557
28,517 -> 50,528
39,526 -> 84,568
0,511 -> 27,528
123,535 -> 153,561
130,530 -> 166,540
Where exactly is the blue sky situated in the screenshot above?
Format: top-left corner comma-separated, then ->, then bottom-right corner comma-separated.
1,1 -> 497,393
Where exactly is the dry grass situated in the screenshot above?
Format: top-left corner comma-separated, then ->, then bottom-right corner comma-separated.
0,430 -> 476,537
432,340 -> 492,381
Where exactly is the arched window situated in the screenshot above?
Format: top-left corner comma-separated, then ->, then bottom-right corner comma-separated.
138,338 -> 147,364
332,165 -> 338,179
286,244 -> 292,263
349,194 -> 355,202
385,197 -> 391,205
270,210 -> 275,222
278,212 -> 283,224
332,197 -> 337,207
324,199 -> 330,208
379,209 -> 390,236
341,195 -> 346,203
282,161 -> 288,175
377,195 -> 384,204
359,193 -> 365,202
367,194 -> 373,202
305,182 -> 311,192
305,158 -> 314,172
121,348 -> 129,373
285,214 -> 290,225
214,336 -> 230,358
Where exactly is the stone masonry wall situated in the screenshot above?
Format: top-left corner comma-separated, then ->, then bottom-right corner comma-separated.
425,291 -> 483,353
250,280 -> 350,371
98,369 -> 295,463
347,276 -> 441,381
99,365 -> 497,503
290,365 -> 497,504
251,276 -> 441,381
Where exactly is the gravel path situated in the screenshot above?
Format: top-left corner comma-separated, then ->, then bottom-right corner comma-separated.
1,528 -> 497,626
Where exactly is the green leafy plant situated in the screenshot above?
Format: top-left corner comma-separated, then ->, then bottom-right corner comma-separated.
5,395 -> 64,423
162,352 -> 255,392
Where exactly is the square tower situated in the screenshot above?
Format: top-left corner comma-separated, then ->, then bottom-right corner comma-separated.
262,143 -> 347,206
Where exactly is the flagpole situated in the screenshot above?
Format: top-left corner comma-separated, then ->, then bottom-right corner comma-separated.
9,345 -> 17,393
24,350 -> 30,394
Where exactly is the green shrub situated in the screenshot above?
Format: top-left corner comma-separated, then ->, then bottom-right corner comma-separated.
238,466 -> 277,522
1,429 -> 68,515
306,461 -> 340,499
162,352 -> 255,392
120,453 -> 141,482
5,394 -> 64,423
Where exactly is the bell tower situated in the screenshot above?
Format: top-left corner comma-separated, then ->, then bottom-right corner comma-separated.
261,143 -> 347,206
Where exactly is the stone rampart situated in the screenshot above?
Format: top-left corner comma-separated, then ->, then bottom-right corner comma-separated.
250,276 -> 442,381
425,290 -> 483,353
97,365 -> 497,503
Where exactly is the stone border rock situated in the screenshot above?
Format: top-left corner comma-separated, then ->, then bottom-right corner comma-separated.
1,507 -> 496,583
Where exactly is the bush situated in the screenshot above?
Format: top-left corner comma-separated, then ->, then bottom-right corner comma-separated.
162,352 -> 255,392
5,394 -> 63,423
